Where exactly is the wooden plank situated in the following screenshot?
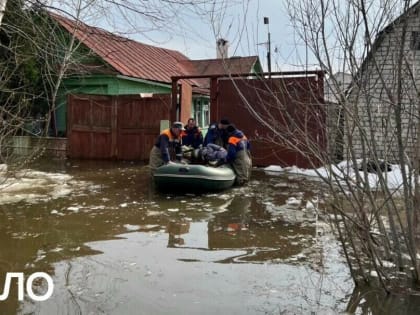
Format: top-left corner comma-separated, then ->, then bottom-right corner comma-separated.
180,81 -> 192,124
210,78 -> 218,122
171,80 -> 178,122
71,125 -> 112,133
111,96 -> 118,158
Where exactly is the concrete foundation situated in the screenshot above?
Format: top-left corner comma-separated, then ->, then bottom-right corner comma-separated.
9,136 -> 68,159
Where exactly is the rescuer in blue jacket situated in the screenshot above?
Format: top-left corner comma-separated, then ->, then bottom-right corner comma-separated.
149,121 -> 183,173
225,124 -> 252,185
181,118 -> 203,149
203,118 -> 230,148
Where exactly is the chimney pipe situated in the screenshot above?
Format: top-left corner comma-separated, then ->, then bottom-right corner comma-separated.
216,38 -> 229,59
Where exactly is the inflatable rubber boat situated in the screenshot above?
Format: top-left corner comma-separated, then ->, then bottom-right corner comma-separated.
153,163 -> 236,191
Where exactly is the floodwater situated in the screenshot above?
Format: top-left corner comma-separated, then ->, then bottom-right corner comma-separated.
0,160 -> 418,314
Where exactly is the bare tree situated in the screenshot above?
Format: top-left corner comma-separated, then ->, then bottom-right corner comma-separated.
227,0 -> 420,293
0,0 -> 224,168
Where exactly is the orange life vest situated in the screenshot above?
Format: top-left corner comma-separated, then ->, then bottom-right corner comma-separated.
228,135 -> 248,146
161,129 -> 181,142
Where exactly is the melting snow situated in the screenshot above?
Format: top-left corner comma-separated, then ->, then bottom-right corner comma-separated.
0,167 -> 90,205
124,224 -> 140,231
265,160 -> 409,190
286,197 -> 302,207
0,164 -> 7,174
381,260 -> 396,268
67,206 -> 80,212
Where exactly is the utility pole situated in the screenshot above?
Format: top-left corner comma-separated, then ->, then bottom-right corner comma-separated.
264,17 -> 271,78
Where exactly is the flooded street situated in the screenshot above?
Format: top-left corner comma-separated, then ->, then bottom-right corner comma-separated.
0,159 -> 406,314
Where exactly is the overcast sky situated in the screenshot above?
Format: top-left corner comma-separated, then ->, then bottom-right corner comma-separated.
132,0 -> 313,71
52,0 -> 316,72
51,0 -> 408,73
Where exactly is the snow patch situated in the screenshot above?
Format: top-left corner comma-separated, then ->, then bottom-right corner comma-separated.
286,197 -> 301,207
67,206 -> 80,213
124,224 -> 140,231
264,160 -> 409,191
0,167 -> 90,205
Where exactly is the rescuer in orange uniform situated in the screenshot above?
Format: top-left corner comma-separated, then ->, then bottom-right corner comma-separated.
149,122 -> 183,173
181,118 -> 203,149
225,124 -> 252,185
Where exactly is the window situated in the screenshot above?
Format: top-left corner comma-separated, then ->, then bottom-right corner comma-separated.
194,101 -> 201,126
193,98 -> 210,128
203,103 -> 210,127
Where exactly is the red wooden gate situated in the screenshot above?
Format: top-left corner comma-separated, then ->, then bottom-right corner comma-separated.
67,94 -> 171,160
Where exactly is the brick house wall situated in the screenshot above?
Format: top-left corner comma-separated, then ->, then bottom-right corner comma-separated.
345,7 -> 420,163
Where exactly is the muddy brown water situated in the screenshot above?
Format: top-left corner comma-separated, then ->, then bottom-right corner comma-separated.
0,160 -> 419,314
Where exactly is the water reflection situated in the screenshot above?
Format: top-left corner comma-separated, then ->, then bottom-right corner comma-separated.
0,160 -> 417,314
167,220 -> 190,247
207,195 -> 314,263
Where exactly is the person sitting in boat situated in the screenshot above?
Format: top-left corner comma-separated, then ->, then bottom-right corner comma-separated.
149,121 -> 183,173
203,118 -> 230,148
200,143 -> 228,166
225,124 -> 252,186
181,118 -> 203,149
